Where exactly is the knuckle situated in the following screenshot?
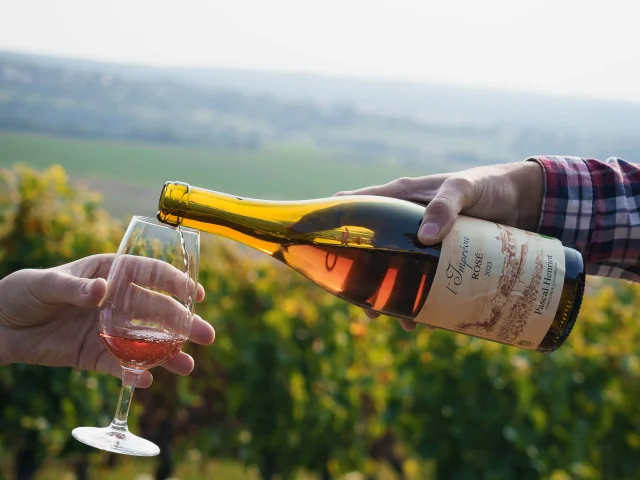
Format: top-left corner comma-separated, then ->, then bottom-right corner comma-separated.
30,270 -> 60,303
394,177 -> 414,188
66,277 -> 81,294
428,196 -> 456,213
444,175 -> 475,195
389,177 -> 415,198
38,270 -> 59,291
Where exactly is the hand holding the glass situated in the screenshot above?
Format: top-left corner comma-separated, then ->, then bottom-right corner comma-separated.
1,215 -> 211,456
64,216 -> 207,455
0,253 -> 214,386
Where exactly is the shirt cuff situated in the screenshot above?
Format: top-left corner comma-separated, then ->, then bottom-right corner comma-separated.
525,156 -> 594,259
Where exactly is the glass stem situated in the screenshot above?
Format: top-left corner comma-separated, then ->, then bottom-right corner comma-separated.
110,366 -> 142,432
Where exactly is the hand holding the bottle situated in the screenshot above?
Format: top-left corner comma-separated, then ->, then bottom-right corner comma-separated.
0,254 -> 216,387
335,160 -> 544,330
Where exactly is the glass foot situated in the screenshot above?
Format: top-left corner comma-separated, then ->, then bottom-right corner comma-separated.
72,425 -> 160,456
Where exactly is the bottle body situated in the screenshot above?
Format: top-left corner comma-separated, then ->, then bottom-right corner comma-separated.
157,181 -> 585,353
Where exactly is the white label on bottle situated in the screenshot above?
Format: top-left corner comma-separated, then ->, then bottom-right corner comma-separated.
414,216 -> 566,350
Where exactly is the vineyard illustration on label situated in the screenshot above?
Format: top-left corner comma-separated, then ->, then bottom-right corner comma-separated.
455,224 -> 546,344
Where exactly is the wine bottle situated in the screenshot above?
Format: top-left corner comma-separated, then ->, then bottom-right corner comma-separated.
157,181 -> 585,352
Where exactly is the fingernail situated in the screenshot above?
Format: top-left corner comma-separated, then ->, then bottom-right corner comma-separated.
419,222 -> 440,238
364,309 -> 379,319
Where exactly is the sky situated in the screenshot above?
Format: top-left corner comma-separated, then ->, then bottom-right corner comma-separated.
1,0 -> 639,103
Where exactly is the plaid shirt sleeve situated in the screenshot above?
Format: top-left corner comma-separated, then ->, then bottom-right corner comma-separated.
526,156 -> 640,281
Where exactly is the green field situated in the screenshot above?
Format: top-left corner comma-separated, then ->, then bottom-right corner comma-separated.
0,132 -> 428,219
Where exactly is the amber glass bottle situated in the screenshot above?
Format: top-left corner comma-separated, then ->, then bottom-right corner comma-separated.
157,181 -> 585,352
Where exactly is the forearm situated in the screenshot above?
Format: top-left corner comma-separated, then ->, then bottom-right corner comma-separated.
513,160 -> 544,232
527,155 -> 640,281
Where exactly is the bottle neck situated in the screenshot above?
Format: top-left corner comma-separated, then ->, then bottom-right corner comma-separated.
157,181 -> 191,226
157,181 -> 433,256
158,181 -> 291,255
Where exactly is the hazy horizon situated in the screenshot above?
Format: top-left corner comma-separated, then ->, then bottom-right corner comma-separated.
2,0 -> 640,104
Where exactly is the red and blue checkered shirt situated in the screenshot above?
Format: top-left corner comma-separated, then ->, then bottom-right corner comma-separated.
527,156 -> 640,282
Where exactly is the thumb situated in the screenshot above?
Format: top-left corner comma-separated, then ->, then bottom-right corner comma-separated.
417,177 -> 475,245
36,271 -> 108,308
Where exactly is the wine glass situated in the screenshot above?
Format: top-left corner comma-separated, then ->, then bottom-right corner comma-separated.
72,215 -> 200,456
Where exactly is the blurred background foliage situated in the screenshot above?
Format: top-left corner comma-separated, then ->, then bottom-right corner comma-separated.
3,5 -> 640,478
1,164 -> 640,480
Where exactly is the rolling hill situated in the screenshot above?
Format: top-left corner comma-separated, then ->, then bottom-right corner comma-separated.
2,50 -> 640,168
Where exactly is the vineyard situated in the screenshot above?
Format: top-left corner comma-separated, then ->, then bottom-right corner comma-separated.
1,164 -> 640,480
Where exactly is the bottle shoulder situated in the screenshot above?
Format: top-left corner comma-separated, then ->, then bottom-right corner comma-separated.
561,245 -> 586,278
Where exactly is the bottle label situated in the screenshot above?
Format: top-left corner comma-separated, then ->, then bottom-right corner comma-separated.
414,216 -> 566,350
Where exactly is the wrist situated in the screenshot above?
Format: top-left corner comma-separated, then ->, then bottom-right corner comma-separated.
0,326 -> 10,366
514,160 -> 544,232
0,279 -> 14,366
